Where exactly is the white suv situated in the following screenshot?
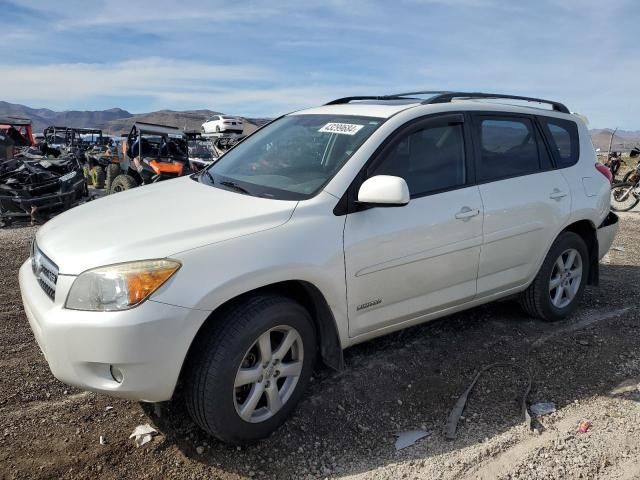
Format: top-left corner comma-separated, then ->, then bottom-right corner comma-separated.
19,92 -> 618,445
201,115 -> 244,134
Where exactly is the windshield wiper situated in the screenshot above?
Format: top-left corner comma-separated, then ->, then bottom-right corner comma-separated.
219,180 -> 251,195
200,168 -> 215,184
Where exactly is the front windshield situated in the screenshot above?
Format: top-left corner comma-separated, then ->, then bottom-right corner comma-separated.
202,114 -> 384,200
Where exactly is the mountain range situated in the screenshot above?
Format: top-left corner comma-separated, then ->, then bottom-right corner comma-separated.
589,128 -> 640,152
1,101 -> 638,149
0,101 -> 267,135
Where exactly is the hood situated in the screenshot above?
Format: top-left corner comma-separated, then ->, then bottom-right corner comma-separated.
36,176 -> 297,275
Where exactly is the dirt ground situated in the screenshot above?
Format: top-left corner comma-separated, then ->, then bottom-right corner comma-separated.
1,213 -> 640,480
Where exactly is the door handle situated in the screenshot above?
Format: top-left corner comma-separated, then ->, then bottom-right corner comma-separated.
549,188 -> 568,200
455,207 -> 480,220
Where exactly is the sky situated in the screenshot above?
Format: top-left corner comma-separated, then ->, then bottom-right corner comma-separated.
0,0 -> 638,128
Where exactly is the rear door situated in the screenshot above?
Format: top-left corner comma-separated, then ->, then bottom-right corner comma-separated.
343,114 -> 484,337
471,114 -> 572,296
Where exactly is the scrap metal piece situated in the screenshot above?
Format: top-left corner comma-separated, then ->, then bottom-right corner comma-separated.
445,362 -> 532,440
394,430 -> 431,451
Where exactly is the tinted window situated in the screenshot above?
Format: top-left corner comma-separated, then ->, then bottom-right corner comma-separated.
369,122 -> 466,196
540,118 -> 580,168
477,118 -> 540,181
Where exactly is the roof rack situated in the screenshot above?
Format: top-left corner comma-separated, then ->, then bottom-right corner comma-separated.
324,95 -> 405,105
325,91 -> 570,114
419,92 -> 570,114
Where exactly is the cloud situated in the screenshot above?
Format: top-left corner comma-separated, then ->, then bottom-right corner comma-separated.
0,58 -> 386,116
1,0 -> 640,126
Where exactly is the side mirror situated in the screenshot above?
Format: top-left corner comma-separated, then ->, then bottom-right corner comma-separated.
357,175 -> 410,207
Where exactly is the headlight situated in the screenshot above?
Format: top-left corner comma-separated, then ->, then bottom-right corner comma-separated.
65,259 -> 181,311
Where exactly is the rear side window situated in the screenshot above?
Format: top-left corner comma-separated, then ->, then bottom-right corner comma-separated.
476,117 -> 541,181
540,118 -> 580,168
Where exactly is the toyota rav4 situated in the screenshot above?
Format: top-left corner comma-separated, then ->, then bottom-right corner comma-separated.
19,92 -> 618,445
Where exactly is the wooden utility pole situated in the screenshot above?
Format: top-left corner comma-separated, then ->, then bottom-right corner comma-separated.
608,127 -> 618,156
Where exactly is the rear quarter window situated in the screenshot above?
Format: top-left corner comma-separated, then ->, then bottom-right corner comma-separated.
540,117 -> 580,168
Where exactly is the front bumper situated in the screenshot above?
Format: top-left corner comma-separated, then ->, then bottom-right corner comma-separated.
19,260 -> 210,402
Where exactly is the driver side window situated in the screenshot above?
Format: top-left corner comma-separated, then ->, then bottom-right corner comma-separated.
368,121 -> 467,197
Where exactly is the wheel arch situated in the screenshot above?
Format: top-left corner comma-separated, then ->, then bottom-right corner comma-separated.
181,280 -> 344,384
561,219 -> 599,286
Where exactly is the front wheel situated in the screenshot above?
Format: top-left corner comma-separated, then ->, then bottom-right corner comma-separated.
611,182 -> 640,212
185,296 -> 317,445
109,174 -> 137,193
520,232 -> 589,322
622,170 -> 639,183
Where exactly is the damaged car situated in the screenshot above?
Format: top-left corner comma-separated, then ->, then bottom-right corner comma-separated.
185,130 -> 218,172
44,126 -> 114,188
0,116 -> 35,151
0,123 -> 87,226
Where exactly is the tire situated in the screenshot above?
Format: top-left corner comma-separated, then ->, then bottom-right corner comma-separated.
185,295 -> 317,445
105,164 -> 121,192
520,231 -> 589,322
611,182 -> 640,212
109,174 -> 138,193
90,166 -> 105,189
83,165 -> 93,186
215,126 -> 220,133
622,171 -> 639,184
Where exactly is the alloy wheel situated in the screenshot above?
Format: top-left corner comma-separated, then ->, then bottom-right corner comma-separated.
548,248 -> 582,309
233,326 -> 304,423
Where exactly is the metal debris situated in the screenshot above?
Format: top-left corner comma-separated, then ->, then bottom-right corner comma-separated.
530,402 -> 556,417
446,362 -> 532,440
394,430 -> 431,451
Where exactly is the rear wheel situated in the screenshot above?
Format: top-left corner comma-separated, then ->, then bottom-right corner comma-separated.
611,182 -> 640,212
520,232 -> 589,322
109,174 -> 137,193
83,165 -> 93,185
185,296 -> 316,445
90,166 -> 105,189
105,164 -> 121,192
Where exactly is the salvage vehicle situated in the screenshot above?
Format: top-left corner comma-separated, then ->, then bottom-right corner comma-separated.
185,130 -> 218,172
0,117 -> 35,150
44,126 -> 105,149
19,92 -> 618,445
43,126 -> 110,187
202,115 -> 244,134
109,122 -> 190,192
0,131 -> 14,161
0,150 -> 87,227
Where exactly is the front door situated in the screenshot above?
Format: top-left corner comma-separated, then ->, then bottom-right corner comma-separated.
344,114 -> 483,337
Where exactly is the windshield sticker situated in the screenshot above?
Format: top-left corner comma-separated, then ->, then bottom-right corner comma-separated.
318,123 -> 365,135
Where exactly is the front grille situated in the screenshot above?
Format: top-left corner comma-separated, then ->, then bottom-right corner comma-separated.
32,243 -> 59,301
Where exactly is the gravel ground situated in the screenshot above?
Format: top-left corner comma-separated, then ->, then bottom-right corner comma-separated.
1,213 -> 640,480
